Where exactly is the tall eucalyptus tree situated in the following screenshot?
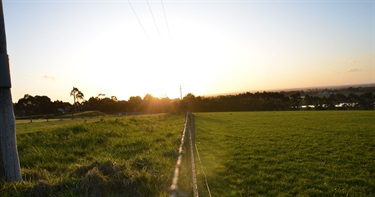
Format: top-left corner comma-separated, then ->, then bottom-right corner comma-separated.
70,87 -> 84,112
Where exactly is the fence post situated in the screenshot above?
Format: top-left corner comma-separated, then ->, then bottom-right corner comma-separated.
191,114 -> 195,152
185,113 -> 192,192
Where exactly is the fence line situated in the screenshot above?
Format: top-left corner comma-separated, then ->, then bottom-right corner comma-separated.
195,144 -> 212,197
187,114 -> 199,197
170,113 -> 198,197
170,114 -> 189,196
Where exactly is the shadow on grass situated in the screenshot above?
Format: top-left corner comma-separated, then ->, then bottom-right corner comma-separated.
4,160 -> 158,197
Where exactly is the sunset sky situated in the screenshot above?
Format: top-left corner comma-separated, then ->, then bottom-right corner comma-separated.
3,0 -> 374,103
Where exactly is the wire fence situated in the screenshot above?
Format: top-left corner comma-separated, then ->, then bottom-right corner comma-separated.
170,112 -> 198,197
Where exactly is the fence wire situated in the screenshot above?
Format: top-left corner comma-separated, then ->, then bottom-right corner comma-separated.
170,113 -> 198,197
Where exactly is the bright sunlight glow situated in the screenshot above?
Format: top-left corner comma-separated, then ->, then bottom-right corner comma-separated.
4,1 -> 374,102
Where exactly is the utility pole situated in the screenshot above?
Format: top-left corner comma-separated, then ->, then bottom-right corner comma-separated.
179,85 -> 182,100
0,0 -> 22,181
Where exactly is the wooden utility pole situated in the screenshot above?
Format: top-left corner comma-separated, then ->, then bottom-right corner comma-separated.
0,0 -> 22,181
180,85 -> 182,100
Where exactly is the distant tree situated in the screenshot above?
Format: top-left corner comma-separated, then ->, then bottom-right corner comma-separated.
70,87 -> 84,112
34,95 -> 54,115
170,99 -> 181,114
160,97 -> 172,113
52,100 -> 72,114
111,96 -> 118,102
97,93 -> 105,99
335,93 -> 349,109
128,96 -> 143,112
82,95 -> 127,114
142,94 -> 156,113
82,97 -> 100,112
348,93 -> 360,108
359,92 -> 374,110
335,93 -> 347,103
13,94 -> 35,116
14,95 -> 56,117
303,94 -> 314,108
183,93 -> 197,112
326,94 -> 337,109
290,93 -> 302,109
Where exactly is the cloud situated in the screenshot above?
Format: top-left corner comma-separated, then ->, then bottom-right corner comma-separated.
42,75 -> 56,81
347,68 -> 362,73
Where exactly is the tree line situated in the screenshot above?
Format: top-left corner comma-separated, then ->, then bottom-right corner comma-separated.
181,91 -> 374,112
13,86 -> 375,118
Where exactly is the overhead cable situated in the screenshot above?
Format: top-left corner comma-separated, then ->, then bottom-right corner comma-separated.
127,0 -> 150,42
146,0 -> 162,40
160,0 -> 171,41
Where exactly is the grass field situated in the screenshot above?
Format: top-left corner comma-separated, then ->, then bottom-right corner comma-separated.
16,111 -> 111,134
1,111 -> 374,196
195,111 -> 375,196
1,113 -> 185,196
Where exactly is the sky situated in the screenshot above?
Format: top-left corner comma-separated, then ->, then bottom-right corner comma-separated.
2,0 -> 374,103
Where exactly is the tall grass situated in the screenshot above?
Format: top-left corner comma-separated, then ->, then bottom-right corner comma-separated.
1,114 -> 185,196
195,111 -> 375,196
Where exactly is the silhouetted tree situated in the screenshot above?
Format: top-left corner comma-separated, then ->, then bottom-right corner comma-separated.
326,94 -> 337,109
70,87 -> 84,112
128,96 -> 142,112
14,94 -> 35,116
290,93 -> 301,109
111,96 -> 118,102
359,92 -> 374,110
52,100 -> 71,114
14,95 -> 60,117
183,93 -> 197,112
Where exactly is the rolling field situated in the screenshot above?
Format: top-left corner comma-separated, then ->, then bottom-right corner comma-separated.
195,111 -> 375,196
1,111 -> 374,196
1,113 -> 186,196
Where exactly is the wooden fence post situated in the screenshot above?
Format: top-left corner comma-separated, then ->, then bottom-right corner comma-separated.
185,113 -> 192,192
189,113 -> 198,197
191,114 -> 195,152
0,0 -> 22,182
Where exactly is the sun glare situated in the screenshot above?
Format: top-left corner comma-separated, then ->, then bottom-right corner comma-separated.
7,1 -> 373,103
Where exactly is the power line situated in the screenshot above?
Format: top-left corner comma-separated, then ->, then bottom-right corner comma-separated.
146,0 -> 162,40
127,0 -> 150,42
160,0 -> 171,41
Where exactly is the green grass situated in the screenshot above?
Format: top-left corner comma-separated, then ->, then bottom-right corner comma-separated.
16,111 -> 109,134
1,114 -> 185,196
3,111 -> 374,196
195,111 -> 375,196
15,111 -> 107,121
58,111 -> 108,119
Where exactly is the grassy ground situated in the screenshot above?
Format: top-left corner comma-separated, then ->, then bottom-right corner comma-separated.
16,111 -> 109,134
1,113 -> 185,196
195,111 -> 375,196
16,114 -> 111,135
3,111 -> 374,196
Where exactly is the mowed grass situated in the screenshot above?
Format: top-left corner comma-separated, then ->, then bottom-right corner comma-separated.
195,111 -> 375,196
16,111 -> 109,134
1,114 -> 185,196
